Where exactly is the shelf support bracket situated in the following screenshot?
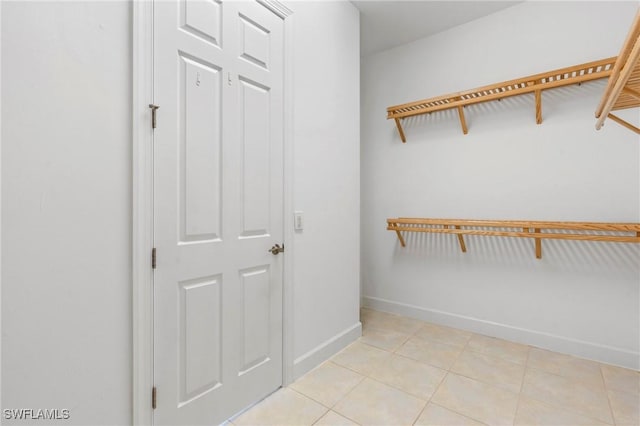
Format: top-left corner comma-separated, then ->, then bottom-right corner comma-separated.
607,113 -> 640,134
456,106 -> 468,135
534,228 -> 542,259
455,225 -> 467,252
394,118 -> 407,143
535,90 -> 542,124
392,222 -> 406,247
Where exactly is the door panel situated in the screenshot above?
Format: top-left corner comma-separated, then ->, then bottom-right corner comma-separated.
239,13 -> 270,69
179,276 -> 222,402
181,0 -> 222,46
239,77 -> 271,236
153,1 -> 284,424
239,265 -> 271,374
180,55 -> 222,242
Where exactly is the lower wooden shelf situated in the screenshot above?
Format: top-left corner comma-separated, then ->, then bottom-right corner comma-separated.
387,218 -> 640,259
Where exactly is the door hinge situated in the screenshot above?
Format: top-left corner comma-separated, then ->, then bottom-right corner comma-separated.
152,248 -> 157,269
149,104 -> 160,129
152,386 -> 157,410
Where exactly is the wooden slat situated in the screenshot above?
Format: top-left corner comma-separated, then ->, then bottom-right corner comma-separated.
622,86 -> 640,100
390,67 -> 613,120
595,9 -> 640,118
394,118 -> 407,143
387,57 -> 616,140
389,218 -> 640,232
457,106 -> 468,134
596,9 -> 640,131
389,57 -> 615,114
387,218 -> 640,258
455,225 -> 467,252
607,113 -> 640,134
394,223 -> 406,247
387,225 -> 640,243
535,90 -> 542,124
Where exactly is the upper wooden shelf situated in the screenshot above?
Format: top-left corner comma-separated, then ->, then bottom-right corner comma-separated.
387,57 -> 617,142
387,217 -> 640,259
595,9 -> 640,134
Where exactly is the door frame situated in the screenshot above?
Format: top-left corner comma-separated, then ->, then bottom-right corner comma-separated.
132,1 -> 294,424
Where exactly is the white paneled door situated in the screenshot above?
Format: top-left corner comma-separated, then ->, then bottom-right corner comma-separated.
153,1 -> 284,424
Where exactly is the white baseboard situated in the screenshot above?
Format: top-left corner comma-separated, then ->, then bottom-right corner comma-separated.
293,322 -> 362,380
363,296 -> 639,370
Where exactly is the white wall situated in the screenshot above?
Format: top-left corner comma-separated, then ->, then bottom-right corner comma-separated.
287,0 -> 361,378
361,1 -> 640,369
1,1 -> 132,423
1,0 -> 361,422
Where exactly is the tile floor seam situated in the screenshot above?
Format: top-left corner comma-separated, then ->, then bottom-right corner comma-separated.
325,374 -> 367,420
311,410 -> 361,426
392,348 -> 450,371
286,387 -> 331,421
287,382 -> 342,411
520,389 -> 615,425
431,401 -> 492,426
463,346 -> 529,366
410,368 -> 450,425
426,372 -> 496,426
451,348 -> 529,394
601,366 -> 640,396
333,374 -> 368,411
605,385 -> 640,397
328,405 -> 363,426
409,399 -> 430,426
600,363 -> 620,426
358,339 -> 395,353
332,377 -> 426,426
512,342 -> 533,426
365,373 -> 432,402
329,358 -> 372,377
411,401 -> 429,426
526,353 -> 609,390
238,309 -> 638,426
313,361 -> 369,409
526,365 -> 610,394
604,390 -> 622,426
361,330 -> 412,352
443,367 -> 522,398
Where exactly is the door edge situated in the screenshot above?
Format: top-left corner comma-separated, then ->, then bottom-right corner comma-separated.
132,0 -> 154,424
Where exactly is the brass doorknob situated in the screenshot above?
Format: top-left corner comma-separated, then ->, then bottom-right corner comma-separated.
268,244 -> 284,255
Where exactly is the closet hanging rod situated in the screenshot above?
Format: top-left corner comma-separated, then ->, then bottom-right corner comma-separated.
387,217 -> 640,259
387,57 -> 617,142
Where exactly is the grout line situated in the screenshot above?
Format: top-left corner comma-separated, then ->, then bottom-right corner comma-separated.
525,364 -> 610,392
392,350 -> 450,372
601,364 -> 618,426
410,399 -> 429,425
512,344 -> 532,426
431,402 -> 492,426
420,372 -> 494,426
364,372 -> 431,402
288,383 -> 333,411
362,308 -> 624,426
411,368 -> 450,425
287,387 -> 332,410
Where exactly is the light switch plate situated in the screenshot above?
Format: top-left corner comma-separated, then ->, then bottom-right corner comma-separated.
294,211 -> 304,230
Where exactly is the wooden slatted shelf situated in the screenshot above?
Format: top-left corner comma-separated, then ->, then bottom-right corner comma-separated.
387,218 -> 640,259
595,9 -> 640,134
387,57 -> 617,142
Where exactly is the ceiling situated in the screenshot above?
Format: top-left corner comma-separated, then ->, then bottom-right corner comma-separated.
352,1 -> 523,56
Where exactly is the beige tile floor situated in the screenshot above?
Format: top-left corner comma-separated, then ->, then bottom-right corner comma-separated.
231,308 -> 639,426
